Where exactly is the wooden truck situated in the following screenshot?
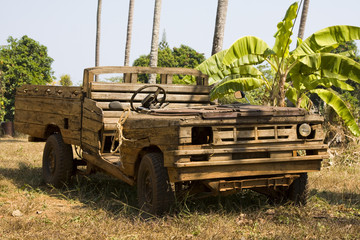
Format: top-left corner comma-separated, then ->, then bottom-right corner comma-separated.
14,66 -> 328,215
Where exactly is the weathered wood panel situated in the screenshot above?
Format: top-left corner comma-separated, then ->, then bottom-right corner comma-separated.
81,98 -> 103,153
15,85 -> 82,145
169,160 -> 321,182
83,98 -> 103,120
82,152 -> 134,185
17,85 -> 82,99
15,96 -> 82,116
91,92 -> 210,103
82,129 -> 101,151
97,102 -> 210,110
14,122 -> 47,139
91,82 -> 211,94
173,143 -> 328,155
15,109 -> 81,130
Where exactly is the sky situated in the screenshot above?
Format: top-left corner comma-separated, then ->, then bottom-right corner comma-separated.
1,0 -> 360,85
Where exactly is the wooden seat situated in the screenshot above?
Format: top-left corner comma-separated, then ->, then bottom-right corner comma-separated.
90,82 -> 212,131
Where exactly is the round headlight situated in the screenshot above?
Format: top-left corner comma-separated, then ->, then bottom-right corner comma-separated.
299,123 -> 312,137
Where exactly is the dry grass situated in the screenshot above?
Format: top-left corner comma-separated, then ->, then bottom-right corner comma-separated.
0,137 -> 360,239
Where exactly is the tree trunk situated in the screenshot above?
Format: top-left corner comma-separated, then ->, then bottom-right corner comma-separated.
1,121 -> 14,137
148,0 -> 162,84
277,73 -> 287,107
211,0 -> 229,55
298,0 -> 310,40
124,0 -> 135,67
95,0 -> 102,81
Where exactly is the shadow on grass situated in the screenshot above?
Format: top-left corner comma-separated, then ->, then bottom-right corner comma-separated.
0,162 -> 138,217
309,189 -> 360,208
2,162 -> 359,219
0,161 -> 271,217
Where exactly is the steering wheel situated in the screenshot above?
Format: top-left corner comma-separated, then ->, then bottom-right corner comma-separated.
130,85 -> 167,111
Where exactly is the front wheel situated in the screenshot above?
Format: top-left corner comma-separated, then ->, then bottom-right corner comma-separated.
42,134 -> 74,188
287,173 -> 308,205
137,152 -> 174,215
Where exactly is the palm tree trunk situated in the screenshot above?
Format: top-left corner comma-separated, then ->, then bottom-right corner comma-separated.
124,0 -> 135,67
211,0 -> 229,55
298,0 -> 310,40
95,0 -> 102,82
148,0 -> 162,84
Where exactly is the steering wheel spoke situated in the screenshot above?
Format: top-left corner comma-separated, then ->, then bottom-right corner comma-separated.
130,85 -> 167,112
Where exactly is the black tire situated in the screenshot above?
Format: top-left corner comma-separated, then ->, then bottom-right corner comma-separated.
137,152 -> 174,215
42,134 -> 74,188
287,173 -> 308,206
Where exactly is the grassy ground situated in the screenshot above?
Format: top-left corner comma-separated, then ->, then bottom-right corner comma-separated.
0,137 -> 359,239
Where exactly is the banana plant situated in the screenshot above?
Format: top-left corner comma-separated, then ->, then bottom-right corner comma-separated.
197,2 -> 360,136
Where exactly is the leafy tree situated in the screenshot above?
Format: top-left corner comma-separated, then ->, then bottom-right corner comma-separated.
133,43 -> 205,83
59,74 -> 72,86
173,45 -> 206,69
197,2 -> 360,136
0,35 -> 54,121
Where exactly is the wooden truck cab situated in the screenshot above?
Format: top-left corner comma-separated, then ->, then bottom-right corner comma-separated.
15,66 -> 328,215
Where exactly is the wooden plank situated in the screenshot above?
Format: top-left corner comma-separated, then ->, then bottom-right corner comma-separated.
173,160 -> 321,182
91,92 -> 210,103
85,66 -> 208,78
90,82 -> 211,94
82,151 -> 135,185
82,116 -> 103,132
82,129 -> 100,150
97,102 -> 210,110
172,144 -> 328,156
215,128 -> 295,140
166,75 -> 173,84
14,121 -> 47,139
131,73 -> 138,83
15,96 -> 81,117
16,85 -> 82,98
83,98 -> 103,116
15,109 -> 81,131
174,155 -> 326,167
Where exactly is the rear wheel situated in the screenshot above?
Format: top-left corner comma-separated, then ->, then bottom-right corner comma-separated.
137,152 -> 174,215
42,134 -> 74,188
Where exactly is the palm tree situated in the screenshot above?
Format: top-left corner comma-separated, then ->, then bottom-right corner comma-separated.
148,0 -> 162,84
212,0 -> 229,55
298,0 -> 310,40
95,0 -> 102,81
124,0 -> 135,66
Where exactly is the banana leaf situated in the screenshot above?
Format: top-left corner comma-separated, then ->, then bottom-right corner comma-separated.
222,36 -> 269,66
311,88 -> 360,136
293,25 -> 360,56
291,53 -> 360,83
273,2 -> 298,58
196,50 -> 227,81
210,77 -> 265,101
304,77 -> 354,91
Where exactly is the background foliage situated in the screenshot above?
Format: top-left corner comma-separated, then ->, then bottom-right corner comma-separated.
0,35 -> 54,121
133,39 -> 205,83
59,74 -> 72,86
